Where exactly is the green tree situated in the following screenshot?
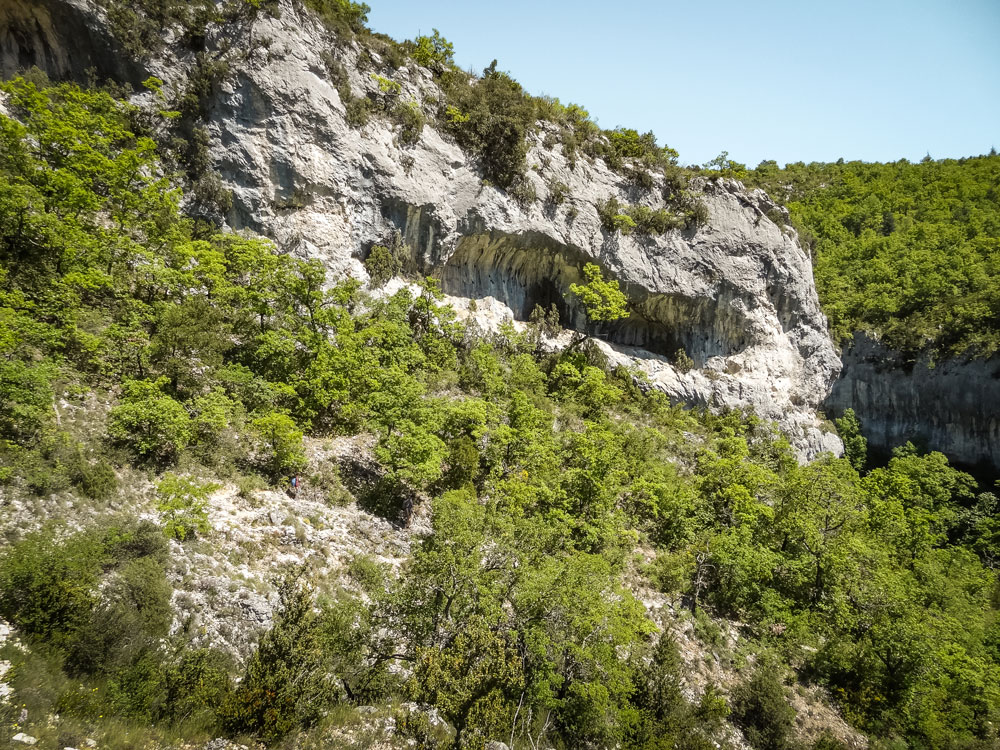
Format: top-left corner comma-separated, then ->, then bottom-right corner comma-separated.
222,578 -> 339,741
569,263 -> 629,324
155,473 -> 217,541
411,29 -> 454,68
108,378 -> 193,463
732,663 -> 795,750
835,408 -> 867,472
251,411 -> 307,479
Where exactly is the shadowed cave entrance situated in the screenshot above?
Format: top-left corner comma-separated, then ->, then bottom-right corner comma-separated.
436,233 -> 753,365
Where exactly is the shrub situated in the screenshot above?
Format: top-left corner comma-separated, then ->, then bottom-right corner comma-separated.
344,92 -> 372,127
221,579 -> 340,741
70,556 -> 173,675
598,197 -> 682,235
251,411 -> 307,479
0,528 -> 104,651
393,101 -> 424,146
160,648 -> 233,729
611,213 -> 637,234
547,179 -> 570,206
674,348 -> 695,373
509,175 -> 537,206
686,199 -> 710,228
441,61 -> 535,189
105,652 -> 166,719
191,388 -> 239,452
365,244 -> 400,287
624,164 -> 656,190
237,473 -> 267,499
629,204 -> 680,234
347,554 -> 386,592
104,520 -> 170,565
731,664 -> 796,750
155,473 -> 217,541
308,463 -> 353,505
444,435 -> 480,489
76,457 -> 119,500
108,378 -> 193,464
371,73 -> 400,97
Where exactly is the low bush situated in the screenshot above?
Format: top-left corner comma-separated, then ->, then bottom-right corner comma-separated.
364,244 -> 402,288
0,529 -> 104,652
732,663 -> 796,750
392,100 -> 424,146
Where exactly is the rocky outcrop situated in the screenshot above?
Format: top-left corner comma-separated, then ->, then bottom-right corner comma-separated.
0,0 -> 145,84
0,0 -> 843,458
827,334 -> 1000,473
200,3 -> 842,457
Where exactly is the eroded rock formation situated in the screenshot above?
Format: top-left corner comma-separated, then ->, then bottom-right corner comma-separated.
827,334 -> 1000,472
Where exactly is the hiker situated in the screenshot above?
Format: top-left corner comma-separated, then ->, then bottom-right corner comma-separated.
290,475 -> 299,497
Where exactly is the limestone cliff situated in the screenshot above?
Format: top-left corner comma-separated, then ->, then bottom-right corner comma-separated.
827,334 -> 1000,472
0,0 -> 843,458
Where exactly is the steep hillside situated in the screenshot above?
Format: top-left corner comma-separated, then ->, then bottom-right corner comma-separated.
744,156 -> 1000,471
0,0 -> 842,459
0,3 -> 999,750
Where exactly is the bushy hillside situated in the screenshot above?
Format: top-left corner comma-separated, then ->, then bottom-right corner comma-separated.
743,155 -> 1000,356
1,76 -> 999,750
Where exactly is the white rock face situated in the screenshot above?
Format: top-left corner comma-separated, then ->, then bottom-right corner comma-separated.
171,1 -> 840,457
18,0 -> 843,458
0,619 -> 13,704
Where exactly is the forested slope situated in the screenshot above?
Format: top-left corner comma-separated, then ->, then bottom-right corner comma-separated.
745,154 -> 1000,356
0,0 -> 998,748
1,73 -> 999,750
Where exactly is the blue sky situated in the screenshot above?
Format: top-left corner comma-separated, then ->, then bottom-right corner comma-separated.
367,0 -> 1000,167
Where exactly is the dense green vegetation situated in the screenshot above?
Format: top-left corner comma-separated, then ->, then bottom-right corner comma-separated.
743,155 -> 1000,355
1,77 -> 999,750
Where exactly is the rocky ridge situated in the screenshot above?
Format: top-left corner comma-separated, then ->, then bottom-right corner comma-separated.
201,3 -> 842,458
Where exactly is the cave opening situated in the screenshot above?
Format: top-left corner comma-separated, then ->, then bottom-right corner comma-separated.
437,235 -> 750,365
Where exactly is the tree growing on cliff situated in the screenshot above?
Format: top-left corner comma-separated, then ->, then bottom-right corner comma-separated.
835,408 -> 868,472
568,263 -> 628,324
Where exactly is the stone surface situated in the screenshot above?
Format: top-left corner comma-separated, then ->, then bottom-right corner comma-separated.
0,0 -> 145,84
827,333 -> 1000,473
0,619 -> 12,703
